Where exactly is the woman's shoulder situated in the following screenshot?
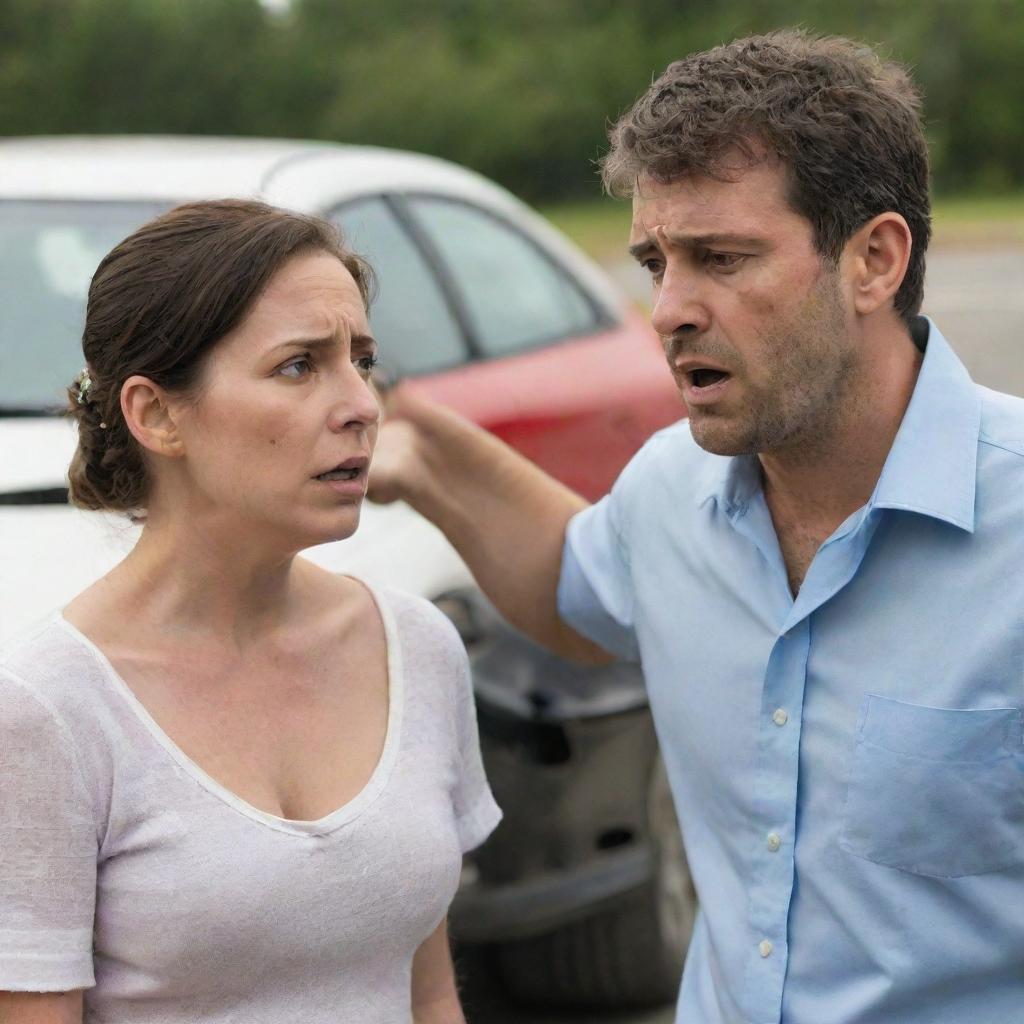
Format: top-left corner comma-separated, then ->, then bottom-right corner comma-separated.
2,613 -> 80,687
298,562 -> 461,651
0,613 -> 109,732
1,617 -> 108,850
361,582 -> 464,656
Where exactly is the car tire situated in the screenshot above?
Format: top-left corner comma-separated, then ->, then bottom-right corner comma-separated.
494,754 -> 695,1008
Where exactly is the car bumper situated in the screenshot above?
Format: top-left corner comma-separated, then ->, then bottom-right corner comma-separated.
451,841 -> 655,942
450,700 -> 662,944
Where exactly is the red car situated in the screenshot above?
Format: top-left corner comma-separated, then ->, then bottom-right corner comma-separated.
406,301 -> 679,500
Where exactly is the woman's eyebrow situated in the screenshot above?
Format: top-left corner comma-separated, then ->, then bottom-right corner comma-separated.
270,335 -> 335,354
270,332 -> 377,355
350,333 -> 378,353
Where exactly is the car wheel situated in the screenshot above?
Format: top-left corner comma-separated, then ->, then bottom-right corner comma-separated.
494,754 -> 695,1008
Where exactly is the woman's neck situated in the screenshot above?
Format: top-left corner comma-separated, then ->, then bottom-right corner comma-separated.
89,514 -> 314,649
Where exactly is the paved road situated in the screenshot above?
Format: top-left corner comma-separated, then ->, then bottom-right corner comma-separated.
464,245 -> 1022,1024
920,247 -> 1024,397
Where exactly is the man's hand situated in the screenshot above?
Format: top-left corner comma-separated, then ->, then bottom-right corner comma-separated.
367,417 -> 422,506
366,384 -> 450,507
364,383 -> 610,664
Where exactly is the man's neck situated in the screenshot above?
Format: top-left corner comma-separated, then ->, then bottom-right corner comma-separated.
760,320 -> 925,590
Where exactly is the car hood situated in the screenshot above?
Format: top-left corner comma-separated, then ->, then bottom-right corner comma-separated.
0,419 -> 473,643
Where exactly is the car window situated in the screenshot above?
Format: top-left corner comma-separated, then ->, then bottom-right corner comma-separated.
0,200 -> 167,410
331,198 -> 468,378
407,197 -> 598,358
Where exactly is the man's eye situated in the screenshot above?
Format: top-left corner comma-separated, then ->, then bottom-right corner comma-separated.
278,356 -> 313,379
704,251 -> 744,269
641,258 -> 665,277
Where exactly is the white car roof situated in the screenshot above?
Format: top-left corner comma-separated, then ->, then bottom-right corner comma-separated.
0,135 -> 495,204
0,135 -> 626,319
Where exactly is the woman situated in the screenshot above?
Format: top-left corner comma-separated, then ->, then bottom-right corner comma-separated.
0,200 -> 501,1023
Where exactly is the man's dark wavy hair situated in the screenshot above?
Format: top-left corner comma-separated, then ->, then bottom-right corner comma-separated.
602,30 -> 931,325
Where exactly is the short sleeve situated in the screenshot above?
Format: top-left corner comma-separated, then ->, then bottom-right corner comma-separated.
0,669 -> 97,991
449,646 -> 502,853
557,489 -> 640,662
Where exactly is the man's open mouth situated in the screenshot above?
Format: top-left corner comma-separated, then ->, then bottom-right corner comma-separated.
689,368 -> 730,388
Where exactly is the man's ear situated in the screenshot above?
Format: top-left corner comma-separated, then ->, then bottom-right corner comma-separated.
845,212 -> 913,316
120,376 -> 186,458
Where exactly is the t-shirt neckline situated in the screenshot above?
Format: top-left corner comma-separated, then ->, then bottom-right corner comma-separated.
54,576 -> 404,839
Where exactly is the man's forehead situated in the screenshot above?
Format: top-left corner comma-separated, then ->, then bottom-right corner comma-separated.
628,184 -> 737,247
628,163 -> 793,245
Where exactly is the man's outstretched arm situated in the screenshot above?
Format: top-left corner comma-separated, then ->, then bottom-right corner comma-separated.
368,387 -> 612,664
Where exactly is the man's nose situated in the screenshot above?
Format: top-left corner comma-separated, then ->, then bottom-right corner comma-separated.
649,263 -> 711,339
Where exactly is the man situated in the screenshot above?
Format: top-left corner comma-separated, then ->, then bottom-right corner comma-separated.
370,30 -> 1024,1024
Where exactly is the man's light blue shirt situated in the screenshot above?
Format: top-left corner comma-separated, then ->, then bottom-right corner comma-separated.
558,319 -> 1024,1024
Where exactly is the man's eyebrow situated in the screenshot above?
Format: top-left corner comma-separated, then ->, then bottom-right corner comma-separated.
628,239 -> 658,260
629,233 -> 768,259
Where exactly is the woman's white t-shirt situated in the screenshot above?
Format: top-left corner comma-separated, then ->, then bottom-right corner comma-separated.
0,584 -> 502,1023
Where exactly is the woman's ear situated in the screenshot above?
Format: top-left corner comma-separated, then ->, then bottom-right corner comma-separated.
120,376 -> 186,458
845,212 -> 913,317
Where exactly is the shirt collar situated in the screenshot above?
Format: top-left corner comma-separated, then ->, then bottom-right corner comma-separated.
870,317 -> 980,532
695,450 -> 758,513
696,317 -> 981,532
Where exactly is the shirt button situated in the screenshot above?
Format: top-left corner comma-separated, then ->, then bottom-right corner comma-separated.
759,939 -> 773,958
766,832 -> 781,852
772,708 -> 789,726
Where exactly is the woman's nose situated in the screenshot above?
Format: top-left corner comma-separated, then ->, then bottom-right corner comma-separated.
328,368 -> 381,433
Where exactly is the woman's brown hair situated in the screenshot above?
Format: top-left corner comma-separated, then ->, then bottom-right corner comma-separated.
66,199 -> 374,514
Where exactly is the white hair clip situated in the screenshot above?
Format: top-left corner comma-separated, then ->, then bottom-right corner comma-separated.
76,368 -> 93,404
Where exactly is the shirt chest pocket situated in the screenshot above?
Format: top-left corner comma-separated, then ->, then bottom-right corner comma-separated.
840,695 -> 1024,878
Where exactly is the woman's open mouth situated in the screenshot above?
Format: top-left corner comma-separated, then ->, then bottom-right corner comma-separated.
312,456 -> 368,493
315,467 -> 361,482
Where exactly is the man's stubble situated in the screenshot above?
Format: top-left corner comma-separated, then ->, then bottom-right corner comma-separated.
686,268 -> 862,464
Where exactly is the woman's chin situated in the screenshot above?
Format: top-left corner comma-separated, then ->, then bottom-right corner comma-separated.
301,509 -> 363,549
238,505 -> 363,556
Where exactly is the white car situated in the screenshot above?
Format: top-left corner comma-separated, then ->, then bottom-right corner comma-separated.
0,135 -> 632,640
0,136 -> 693,1009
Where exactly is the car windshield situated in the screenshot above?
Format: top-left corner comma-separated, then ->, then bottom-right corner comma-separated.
0,200 -> 169,413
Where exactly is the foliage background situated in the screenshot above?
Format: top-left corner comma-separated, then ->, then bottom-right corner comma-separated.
1,0 -> 1021,202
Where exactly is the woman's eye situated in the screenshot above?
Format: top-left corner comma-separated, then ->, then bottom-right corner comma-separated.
278,357 -> 313,379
